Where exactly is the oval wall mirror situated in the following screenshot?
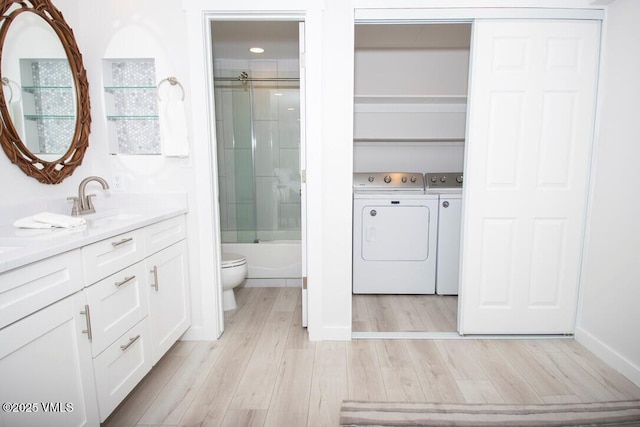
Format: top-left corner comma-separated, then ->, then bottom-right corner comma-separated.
0,0 -> 90,184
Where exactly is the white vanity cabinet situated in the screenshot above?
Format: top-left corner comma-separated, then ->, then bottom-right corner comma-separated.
81,215 -> 188,421
0,290 -> 99,427
0,209 -> 189,425
144,216 -> 189,364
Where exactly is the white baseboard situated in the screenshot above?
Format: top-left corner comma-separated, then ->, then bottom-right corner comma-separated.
575,326 -> 640,388
180,324 -> 220,341
242,278 -> 302,288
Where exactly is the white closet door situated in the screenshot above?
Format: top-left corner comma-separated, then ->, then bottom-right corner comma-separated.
459,20 -> 600,334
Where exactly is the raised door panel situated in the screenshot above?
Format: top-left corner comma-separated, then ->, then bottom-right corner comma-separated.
0,249 -> 82,329
460,20 -> 600,334
144,215 -> 186,257
82,229 -> 145,285
0,292 -> 99,427
85,262 -> 149,357
146,240 -> 190,364
92,318 -> 152,422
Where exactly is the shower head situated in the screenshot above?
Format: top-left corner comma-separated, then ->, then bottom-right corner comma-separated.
238,71 -> 249,82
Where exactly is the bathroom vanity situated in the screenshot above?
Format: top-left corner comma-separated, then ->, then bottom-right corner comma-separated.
0,195 -> 189,426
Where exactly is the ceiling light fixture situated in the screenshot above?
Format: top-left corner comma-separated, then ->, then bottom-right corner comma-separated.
249,47 -> 264,54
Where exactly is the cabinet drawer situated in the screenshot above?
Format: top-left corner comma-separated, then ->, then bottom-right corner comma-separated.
85,262 -> 149,357
0,250 -> 82,329
144,215 -> 186,256
93,318 -> 152,422
82,229 -> 144,285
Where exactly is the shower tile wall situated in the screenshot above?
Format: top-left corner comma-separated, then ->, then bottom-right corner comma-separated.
215,59 -> 301,243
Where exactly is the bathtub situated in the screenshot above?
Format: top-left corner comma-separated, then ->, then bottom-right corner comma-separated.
221,240 -> 302,287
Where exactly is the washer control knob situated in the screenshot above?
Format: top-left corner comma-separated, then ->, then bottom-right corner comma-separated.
410,175 -> 417,183
370,209 -> 377,217
430,176 -> 437,183
440,176 -> 447,183
384,175 -> 391,183
443,201 -> 450,208
401,176 -> 407,183
456,175 -> 463,184
368,176 -> 374,182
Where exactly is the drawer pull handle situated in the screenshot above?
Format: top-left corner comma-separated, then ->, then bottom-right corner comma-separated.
120,335 -> 141,352
80,304 -> 93,342
111,237 -> 133,247
150,266 -> 159,291
115,275 -> 136,288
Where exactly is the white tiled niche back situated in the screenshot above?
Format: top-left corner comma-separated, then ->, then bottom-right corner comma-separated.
103,59 -> 160,155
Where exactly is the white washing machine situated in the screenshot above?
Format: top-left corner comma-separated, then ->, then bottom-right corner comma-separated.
353,172 -> 439,294
426,172 -> 463,295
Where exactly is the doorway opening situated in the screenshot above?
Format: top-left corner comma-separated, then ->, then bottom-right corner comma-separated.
210,20 -> 307,324
352,23 -> 472,337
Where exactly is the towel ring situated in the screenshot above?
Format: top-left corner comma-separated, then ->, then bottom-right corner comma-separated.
1,77 -> 21,103
157,76 -> 185,101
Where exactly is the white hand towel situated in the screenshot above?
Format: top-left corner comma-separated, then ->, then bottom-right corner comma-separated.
33,212 -> 86,228
13,217 -> 54,229
14,212 -> 86,229
159,97 -> 189,157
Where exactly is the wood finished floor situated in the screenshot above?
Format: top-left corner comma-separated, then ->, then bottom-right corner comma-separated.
104,287 -> 640,427
352,294 -> 458,333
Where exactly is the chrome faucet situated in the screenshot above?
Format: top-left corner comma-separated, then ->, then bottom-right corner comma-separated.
69,176 -> 110,216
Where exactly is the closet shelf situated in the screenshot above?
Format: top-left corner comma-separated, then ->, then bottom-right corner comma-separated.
354,95 -> 467,104
354,137 -> 465,144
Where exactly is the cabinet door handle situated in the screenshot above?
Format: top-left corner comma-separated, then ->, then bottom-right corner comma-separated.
120,335 -> 141,352
80,304 -> 93,342
115,275 -> 136,288
150,266 -> 159,291
111,237 -> 133,247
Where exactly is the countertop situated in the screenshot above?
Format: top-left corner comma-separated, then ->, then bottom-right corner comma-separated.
0,193 -> 188,274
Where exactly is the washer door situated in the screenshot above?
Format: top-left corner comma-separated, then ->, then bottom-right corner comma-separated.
360,205 -> 430,261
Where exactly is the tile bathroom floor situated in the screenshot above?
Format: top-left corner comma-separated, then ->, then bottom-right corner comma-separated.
104,287 -> 640,427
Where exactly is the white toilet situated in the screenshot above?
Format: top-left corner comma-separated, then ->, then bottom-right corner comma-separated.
221,253 -> 247,311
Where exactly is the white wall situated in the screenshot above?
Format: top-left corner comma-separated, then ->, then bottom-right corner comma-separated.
0,0 -> 219,339
0,0 -> 85,204
577,0 -> 640,386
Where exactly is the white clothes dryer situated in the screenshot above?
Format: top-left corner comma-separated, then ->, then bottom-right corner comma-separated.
353,172 -> 438,294
426,172 -> 463,295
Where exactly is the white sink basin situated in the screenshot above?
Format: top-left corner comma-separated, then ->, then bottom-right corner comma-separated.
84,210 -> 150,228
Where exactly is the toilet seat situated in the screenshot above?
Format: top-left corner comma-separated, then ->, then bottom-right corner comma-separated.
222,252 -> 247,269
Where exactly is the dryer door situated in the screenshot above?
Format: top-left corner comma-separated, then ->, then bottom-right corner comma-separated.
361,205 -> 430,261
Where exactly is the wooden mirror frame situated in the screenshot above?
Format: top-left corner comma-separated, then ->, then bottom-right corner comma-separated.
0,0 -> 90,184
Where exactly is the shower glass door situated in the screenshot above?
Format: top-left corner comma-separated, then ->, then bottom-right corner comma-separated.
215,66 -> 301,243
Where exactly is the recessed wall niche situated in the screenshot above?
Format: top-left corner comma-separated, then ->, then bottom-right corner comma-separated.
103,58 -> 160,155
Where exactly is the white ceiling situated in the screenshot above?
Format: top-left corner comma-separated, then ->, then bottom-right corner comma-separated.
210,21 -> 300,60
210,21 -> 471,61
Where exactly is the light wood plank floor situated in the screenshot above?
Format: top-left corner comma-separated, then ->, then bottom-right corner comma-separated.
352,294 -> 458,333
104,287 -> 640,427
